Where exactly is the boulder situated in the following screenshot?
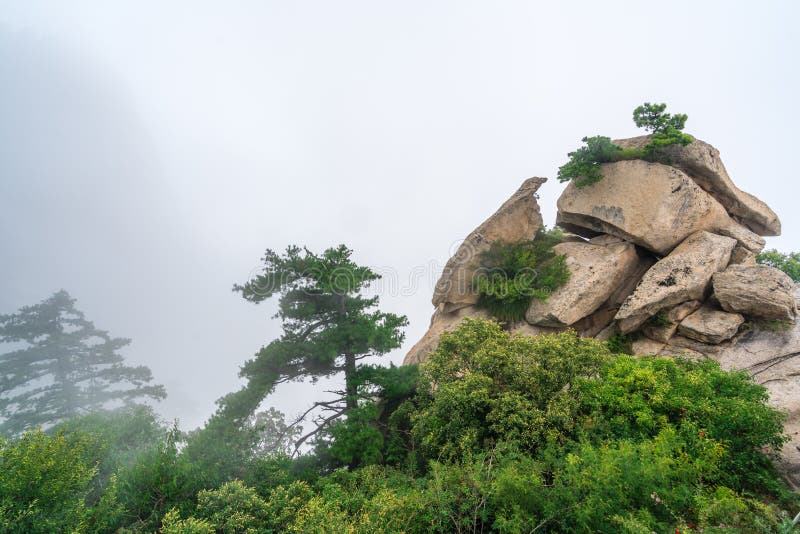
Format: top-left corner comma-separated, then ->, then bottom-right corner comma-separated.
525,240 -> 642,327
615,231 -> 736,334
713,265 -> 797,322
433,177 -> 546,312
729,244 -> 756,265
715,297 -> 800,488
677,305 -> 745,344
631,337 -> 666,356
614,135 -> 780,236
556,160 -> 764,255
641,300 -> 703,343
402,305 -> 493,365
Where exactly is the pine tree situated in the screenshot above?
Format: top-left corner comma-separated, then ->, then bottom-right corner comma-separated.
218,245 -> 407,447
0,290 -> 166,436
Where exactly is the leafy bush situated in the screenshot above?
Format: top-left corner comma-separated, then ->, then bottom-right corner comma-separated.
115,425 -> 202,531
0,429 -> 122,533
556,136 -> 624,187
474,228 -> 569,322
160,480 -> 271,533
757,249 -> 800,281
558,102 -> 693,186
411,319 -> 610,463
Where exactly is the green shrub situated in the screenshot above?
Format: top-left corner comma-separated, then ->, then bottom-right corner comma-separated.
558,102 -> 693,186
115,425 -> 202,531
0,429 -> 121,534
606,332 -> 635,354
757,249 -> 800,281
412,319 -> 611,463
474,227 -> 569,322
557,135 -> 624,187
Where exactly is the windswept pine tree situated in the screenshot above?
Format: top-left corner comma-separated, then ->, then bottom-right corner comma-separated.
0,290 -> 166,437
216,245 -> 407,444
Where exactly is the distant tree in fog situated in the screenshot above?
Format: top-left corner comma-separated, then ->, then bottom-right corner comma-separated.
0,290 -> 166,437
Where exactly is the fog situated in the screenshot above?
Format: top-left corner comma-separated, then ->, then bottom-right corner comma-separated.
1,1 -> 799,430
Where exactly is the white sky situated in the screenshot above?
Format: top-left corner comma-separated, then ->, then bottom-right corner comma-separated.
1,1 -> 799,429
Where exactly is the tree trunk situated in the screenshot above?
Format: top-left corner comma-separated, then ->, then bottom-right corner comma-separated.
344,352 -> 357,412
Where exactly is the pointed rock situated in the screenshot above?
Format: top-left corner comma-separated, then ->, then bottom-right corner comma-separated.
432,178 -> 546,312
614,231 -> 736,334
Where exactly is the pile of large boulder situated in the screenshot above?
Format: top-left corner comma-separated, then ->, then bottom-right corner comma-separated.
404,135 -> 800,487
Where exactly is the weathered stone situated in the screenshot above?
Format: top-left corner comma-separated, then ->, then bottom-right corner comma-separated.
658,344 -> 706,361
594,323 -> 617,342
556,160 -> 764,255
402,305 -> 493,365
525,240 -> 642,327
615,231 -> 736,334
603,249 -> 657,308
641,300 -> 703,343
589,233 -> 626,246
715,294 -> 800,488
713,265 -> 797,322
614,135 -> 780,236
677,305 -> 745,344
664,334 -> 727,357
729,244 -> 756,265
631,337 -> 666,356
433,177 -> 546,311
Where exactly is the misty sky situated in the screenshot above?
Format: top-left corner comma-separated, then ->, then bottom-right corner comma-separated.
1,1 -> 799,430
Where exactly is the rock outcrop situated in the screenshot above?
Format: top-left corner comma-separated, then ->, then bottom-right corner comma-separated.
404,133 -> 796,483
614,135 -> 781,236
432,178 -> 546,313
714,289 -> 800,489
556,160 -> 764,256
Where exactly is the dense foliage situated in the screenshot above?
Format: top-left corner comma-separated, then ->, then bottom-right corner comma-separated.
5,318 -> 796,533
474,228 -> 570,322
0,290 -> 166,437
557,102 -> 693,187
757,249 -> 800,281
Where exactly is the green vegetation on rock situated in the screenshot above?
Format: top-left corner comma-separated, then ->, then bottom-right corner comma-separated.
558,102 -> 693,187
474,228 -> 570,322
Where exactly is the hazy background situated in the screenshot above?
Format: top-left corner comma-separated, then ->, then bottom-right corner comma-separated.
1,1 -> 798,430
